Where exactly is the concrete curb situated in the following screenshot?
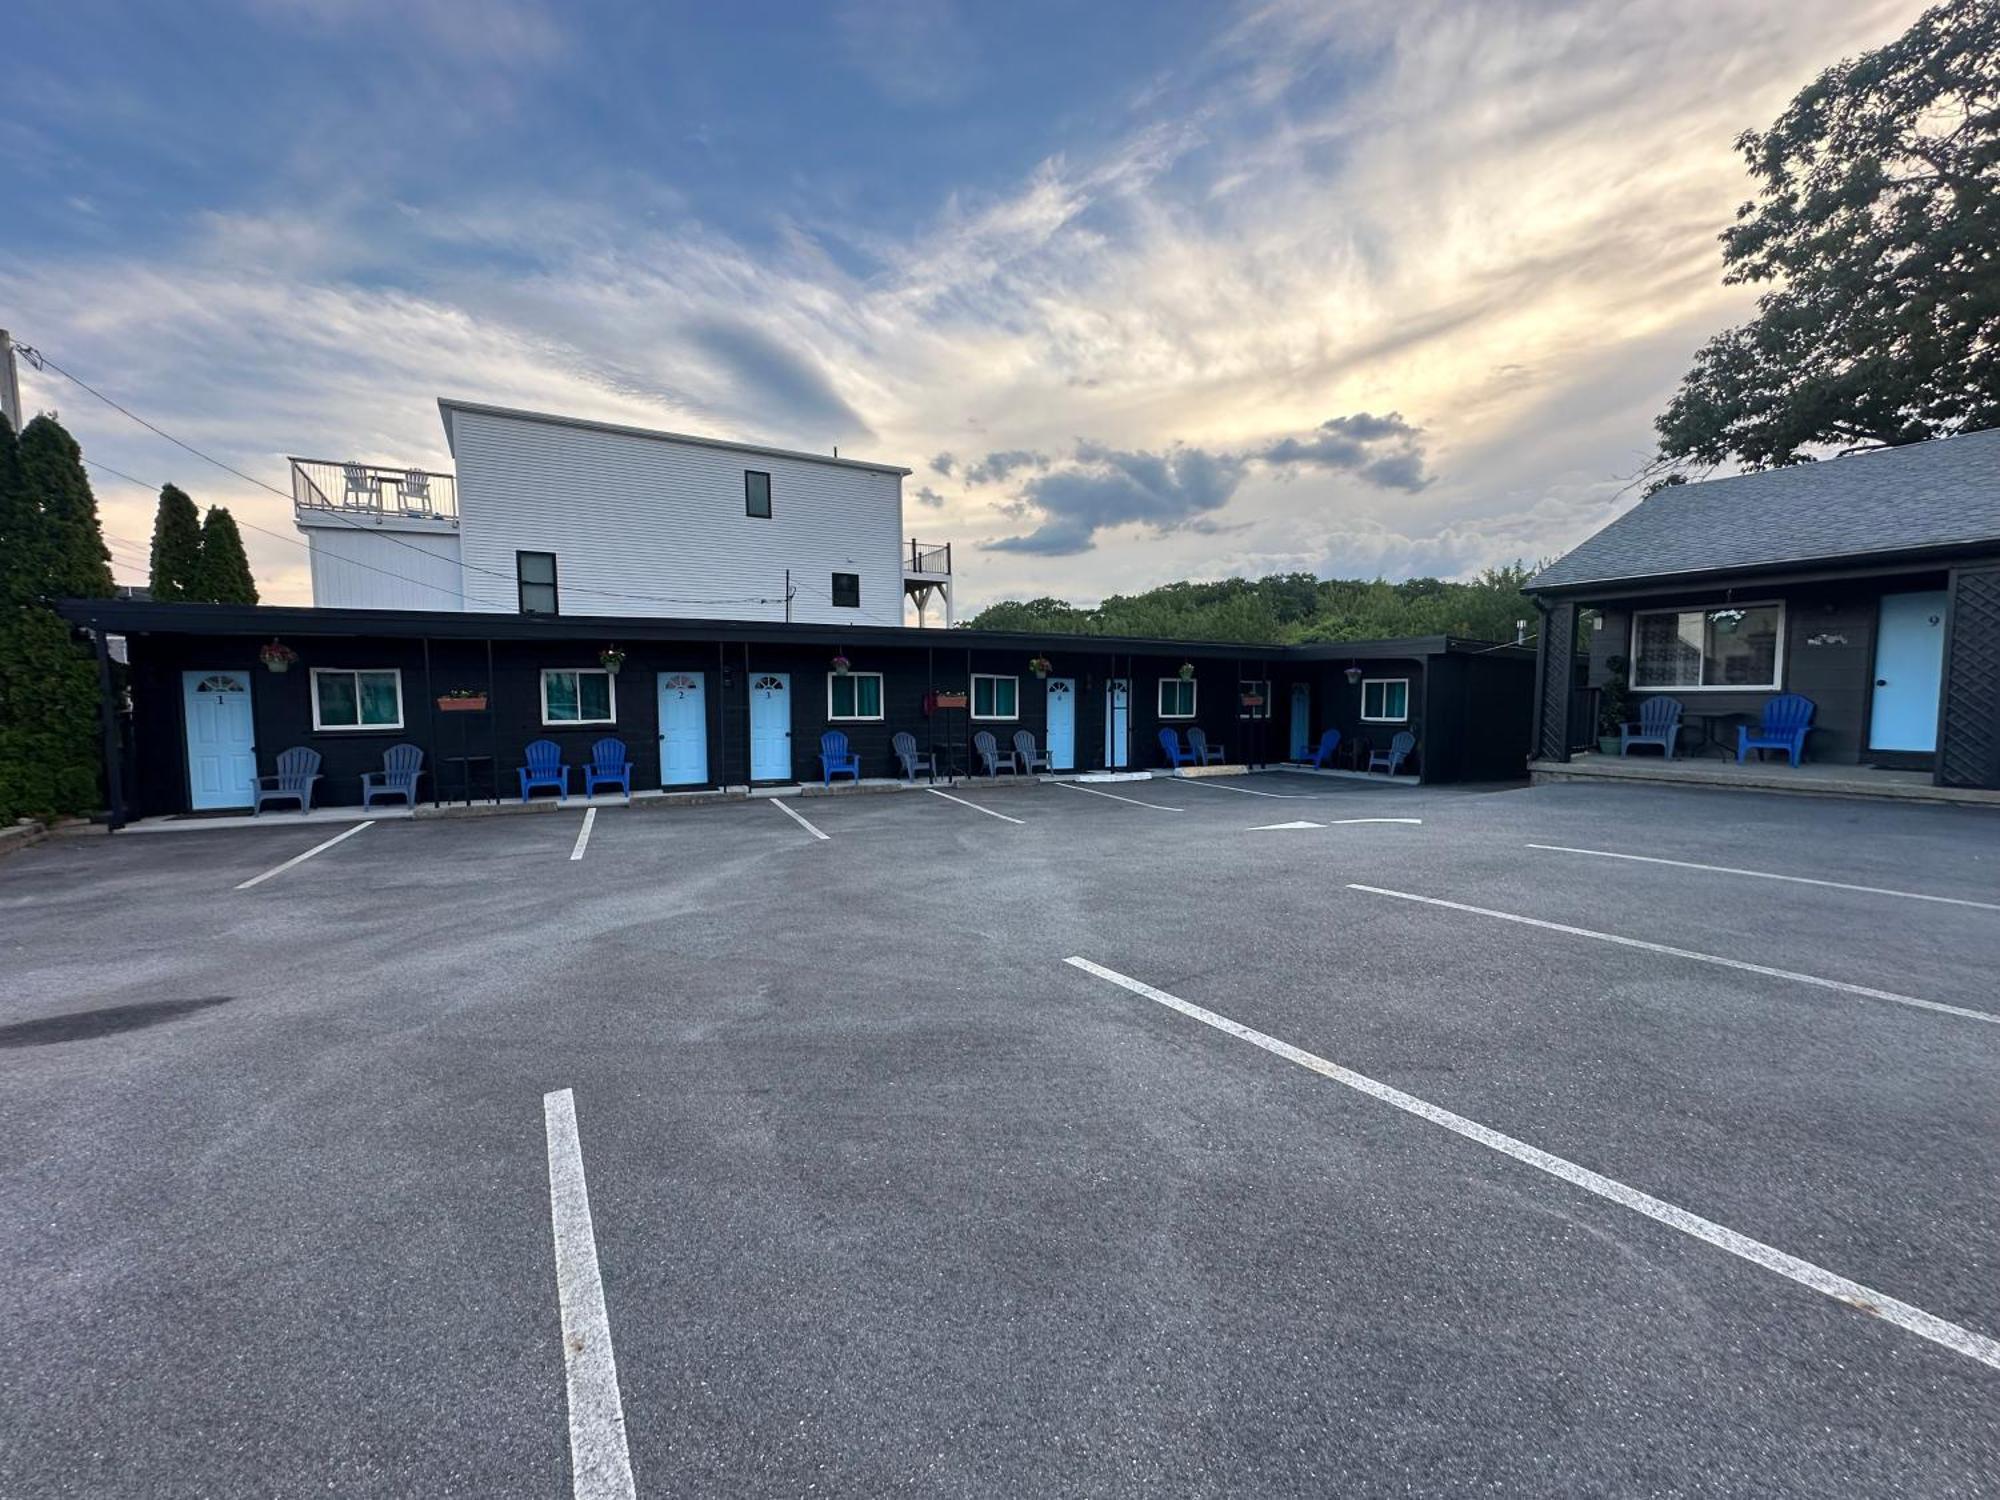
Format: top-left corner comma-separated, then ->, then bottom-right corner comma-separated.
0,819 -> 49,861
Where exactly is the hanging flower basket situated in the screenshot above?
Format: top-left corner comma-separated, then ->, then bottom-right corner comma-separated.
599,647 -> 626,674
1343,663 -> 1364,685
831,652 -> 852,675
259,641 -> 298,674
1177,661 -> 1195,681
1028,655 -> 1053,678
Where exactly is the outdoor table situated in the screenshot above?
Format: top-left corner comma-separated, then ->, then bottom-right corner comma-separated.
440,754 -> 498,805
1683,712 -> 1738,759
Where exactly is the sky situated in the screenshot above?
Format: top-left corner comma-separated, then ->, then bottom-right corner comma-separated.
4,0 -> 1931,613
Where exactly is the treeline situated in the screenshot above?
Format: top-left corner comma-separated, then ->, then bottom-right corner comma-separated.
963,565 -> 1537,644
147,482 -> 258,605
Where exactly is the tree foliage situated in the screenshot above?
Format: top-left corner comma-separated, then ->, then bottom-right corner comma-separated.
192,505 -> 259,605
1655,0 -> 2000,471
148,484 -> 204,601
964,565 -> 1537,645
0,415 -> 111,821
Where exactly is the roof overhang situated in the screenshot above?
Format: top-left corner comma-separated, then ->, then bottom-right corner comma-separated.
1523,539 -> 2000,602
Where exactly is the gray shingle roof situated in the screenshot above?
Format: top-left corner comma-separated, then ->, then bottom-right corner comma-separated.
1529,427 -> 2000,592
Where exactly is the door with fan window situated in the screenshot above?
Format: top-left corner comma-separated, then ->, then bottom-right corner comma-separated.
748,673 -> 792,781
182,670 -> 256,810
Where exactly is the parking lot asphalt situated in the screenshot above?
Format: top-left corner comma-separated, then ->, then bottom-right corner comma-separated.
2,775 -> 1996,1497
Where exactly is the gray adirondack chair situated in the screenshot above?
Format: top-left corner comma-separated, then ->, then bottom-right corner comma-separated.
1186,727 -> 1225,765
1620,696 -> 1682,758
1368,731 -> 1416,776
253,747 -> 322,815
892,731 -> 934,780
1012,729 -> 1052,773
361,743 -> 424,808
973,730 -> 1018,776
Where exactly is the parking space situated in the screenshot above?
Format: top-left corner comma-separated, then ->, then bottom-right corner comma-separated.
2,777 -> 1996,1496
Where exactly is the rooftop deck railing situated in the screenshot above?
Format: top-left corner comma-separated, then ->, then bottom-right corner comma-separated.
291,458 -> 458,524
907,540 -> 951,574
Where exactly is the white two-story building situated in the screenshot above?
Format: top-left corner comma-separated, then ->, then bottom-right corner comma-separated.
290,400 -> 953,627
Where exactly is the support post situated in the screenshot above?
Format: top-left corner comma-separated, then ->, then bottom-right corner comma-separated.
91,620 -> 127,830
1530,598 -> 1576,763
0,329 -> 22,435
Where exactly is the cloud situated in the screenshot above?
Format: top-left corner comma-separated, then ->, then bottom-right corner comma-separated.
963,448 -> 1049,485
930,451 -> 955,476
914,484 -> 947,508
1258,411 -> 1429,490
988,441 -> 1248,555
685,317 -> 874,441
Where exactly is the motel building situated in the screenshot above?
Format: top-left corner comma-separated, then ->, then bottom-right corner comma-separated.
58,401 -> 1534,822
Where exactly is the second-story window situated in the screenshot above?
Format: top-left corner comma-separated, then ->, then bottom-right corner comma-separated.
831,572 -> 860,608
745,471 -> 772,518
517,551 -> 558,615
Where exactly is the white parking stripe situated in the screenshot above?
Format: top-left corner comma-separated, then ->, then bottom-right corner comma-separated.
927,787 -> 1026,824
569,807 -> 596,861
1063,956 -> 2000,1372
1347,884 -> 2000,1026
1179,778 -> 1312,798
1052,782 -> 1184,812
1527,843 -> 2000,913
543,1089 -> 638,1500
233,820 -> 374,890
771,796 -> 831,840
1329,817 -> 1423,825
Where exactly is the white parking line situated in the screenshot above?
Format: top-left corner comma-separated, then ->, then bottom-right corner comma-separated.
1329,817 -> 1423,826
771,796 -> 831,841
233,820 -> 374,890
543,1089 -> 638,1500
1179,778 -> 1313,798
927,787 -> 1026,824
1527,843 -> 2000,913
1347,884 -> 2000,1027
1052,782 -> 1184,812
1063,956 -> 2000,1373
569,807 -> 597,861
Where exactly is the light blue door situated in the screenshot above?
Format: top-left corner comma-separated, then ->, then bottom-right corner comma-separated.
748,672 -> 792,781
1869,591 -> 1948,752
1045,678 -> 1076,770
658,671 -> 708,786
1289,683 -> 1311,759
1104,678 -> 1129,769
182,670 -> 256,810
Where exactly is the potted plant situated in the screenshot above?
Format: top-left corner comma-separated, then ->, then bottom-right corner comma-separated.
831,652 -> 852,675
1028,654 -> 1053,678
599,646 -> 625,674
259,641 -> 298,674
1177,661 -> 1195,681
1597,654 -> 1631,755
437,688 -> 488,712
1343,662 -> 1363,685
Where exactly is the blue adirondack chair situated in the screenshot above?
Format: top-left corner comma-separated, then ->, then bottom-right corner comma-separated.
1620,696 -> 1683,758
360,743 -> 424,808
1301,728 -> 1341,769
518,739 -> 570,802
582,738 -> 632,798
819,730 -> 861,786
892,731 -> 934,781
973,729 -> 1017,776
1186,727 -> 1225,765
1738,694 -> 1814,766
1368,730 -> 1417,776
1158,728 -> 1195,768
253,747 -> 322,815
1012,729 -> 1052,774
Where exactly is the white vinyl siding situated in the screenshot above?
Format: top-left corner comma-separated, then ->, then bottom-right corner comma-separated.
301,524 -> 463,611
541,669 -> 617,725
827,672 -> 884,721
311,669 -> 404,730
450,408 -> 904,624
1361,678 -> 1409,723
971,674 -> 1018,720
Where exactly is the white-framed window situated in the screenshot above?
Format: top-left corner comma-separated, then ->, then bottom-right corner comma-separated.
1238,679 -> 1271,719
827,671 -> 884,720
1361,678 -> 1409,723
1158,678 -> 1197,718
1631,603 -> 1785,690
310,668 -> 403,731
541,668 -> 617,725
972,674 -> 1019,720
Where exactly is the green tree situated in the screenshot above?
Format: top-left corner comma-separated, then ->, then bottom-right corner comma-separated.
1654,0 -> 2000,472
17,415 -> 114,600
0,415 -> 108,820
148,483 -> 204,601
191,505 -> 259,604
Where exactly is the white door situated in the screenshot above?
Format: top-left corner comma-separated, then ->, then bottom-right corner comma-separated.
1869,591 -> 1949,752
182,670 -> 256,810
748,673 -> 792,781
1045,678 -> 1076,770
1104,678 -> 1130,769
658,672 -> 709,786
1289,683 -> 1311,760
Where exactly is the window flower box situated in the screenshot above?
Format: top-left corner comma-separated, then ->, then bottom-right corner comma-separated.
438,692 -> 488,712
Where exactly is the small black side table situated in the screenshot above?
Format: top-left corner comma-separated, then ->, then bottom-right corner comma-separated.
441,754 -> 498,805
